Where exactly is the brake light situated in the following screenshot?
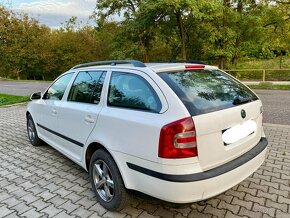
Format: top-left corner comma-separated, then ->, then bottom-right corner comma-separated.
185,65 -> 205,69
158,117 -> 198,158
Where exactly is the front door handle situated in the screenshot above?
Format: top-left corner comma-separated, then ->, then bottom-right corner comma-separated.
85,115 -> 95,124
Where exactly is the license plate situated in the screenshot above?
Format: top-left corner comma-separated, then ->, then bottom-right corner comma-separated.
222,120 -> 257,145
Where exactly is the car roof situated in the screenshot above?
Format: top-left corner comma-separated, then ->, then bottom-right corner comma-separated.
70,60 -> 219,73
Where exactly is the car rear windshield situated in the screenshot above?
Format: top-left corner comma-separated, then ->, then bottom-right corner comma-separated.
159,69 -> 258,116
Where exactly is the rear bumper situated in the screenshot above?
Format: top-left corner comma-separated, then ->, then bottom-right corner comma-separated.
125,137 -> 267,203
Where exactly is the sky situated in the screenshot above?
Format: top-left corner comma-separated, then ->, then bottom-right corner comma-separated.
2,0 -> 97,28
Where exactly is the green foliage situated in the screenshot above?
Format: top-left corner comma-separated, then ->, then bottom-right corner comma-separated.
0,1 -> 289,80
0,7 -> 100,80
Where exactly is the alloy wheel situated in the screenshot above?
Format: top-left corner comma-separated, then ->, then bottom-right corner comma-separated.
93,160 -> 114,202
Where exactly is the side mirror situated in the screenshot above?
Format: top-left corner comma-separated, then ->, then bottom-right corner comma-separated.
30,92 -> 42,100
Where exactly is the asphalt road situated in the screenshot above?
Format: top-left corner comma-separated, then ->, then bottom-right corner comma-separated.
254,89 -> 290,126
0,81 -> 50,96
0,81 -> 289,125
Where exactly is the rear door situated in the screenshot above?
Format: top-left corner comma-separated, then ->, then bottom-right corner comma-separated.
56,70 -> 107,162
159,68 -> 263,170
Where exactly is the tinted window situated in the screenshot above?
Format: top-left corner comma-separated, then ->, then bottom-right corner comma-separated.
108,72 -> 161,112
159,70 -> 258,116
68,71 -> 106,104
44,73 -> 73,100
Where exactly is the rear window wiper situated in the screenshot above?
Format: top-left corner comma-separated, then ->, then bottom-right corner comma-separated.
233,97 -> 254,105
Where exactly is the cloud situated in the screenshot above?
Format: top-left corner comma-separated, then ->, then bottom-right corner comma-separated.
13,0 -> 96,27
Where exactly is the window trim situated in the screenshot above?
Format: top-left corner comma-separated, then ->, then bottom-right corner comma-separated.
67,70 -> 107,105
159,69 -> 259,116
107,71 -> 162,113
43,72 -> 74,101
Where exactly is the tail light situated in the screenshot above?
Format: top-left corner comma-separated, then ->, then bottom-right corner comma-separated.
158,117 -> 198,158
185,65 -> 205,69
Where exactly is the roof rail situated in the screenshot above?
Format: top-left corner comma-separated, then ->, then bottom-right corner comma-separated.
71,60 -> 146,69
169,60 -> 207,64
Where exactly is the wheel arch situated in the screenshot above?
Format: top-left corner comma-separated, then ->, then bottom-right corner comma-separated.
26,111 -> 31,118
85,142 -> 129,189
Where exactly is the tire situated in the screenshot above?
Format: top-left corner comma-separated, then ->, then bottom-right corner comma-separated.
27,114 -> 42,146
89,149 -> 129,211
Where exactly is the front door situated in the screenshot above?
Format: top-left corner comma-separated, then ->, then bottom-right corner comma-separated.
37,73 -> 74,146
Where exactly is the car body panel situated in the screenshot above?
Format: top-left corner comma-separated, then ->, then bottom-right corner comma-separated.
26,61 -> 267,204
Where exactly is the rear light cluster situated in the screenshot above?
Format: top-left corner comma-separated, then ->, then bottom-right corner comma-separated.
158,117 -> 198,158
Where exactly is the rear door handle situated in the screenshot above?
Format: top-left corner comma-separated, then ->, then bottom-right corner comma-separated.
52,108 -> 57,115
85,115 -> 95,124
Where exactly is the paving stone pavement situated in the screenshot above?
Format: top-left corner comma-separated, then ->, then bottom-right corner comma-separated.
0,105 -> 289,218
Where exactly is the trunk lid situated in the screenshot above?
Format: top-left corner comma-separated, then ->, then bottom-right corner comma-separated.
193,100 -> 263,171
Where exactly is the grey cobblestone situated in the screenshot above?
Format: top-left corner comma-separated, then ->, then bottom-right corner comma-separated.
256,190 -> 278,202
40,204 -> 64,217
20,192 -> 39,204
3,197 -> 23,208
71,206 -> 95,217
89,203 -> 107,216
217,200 -> 240,214
225,189 -> 245,200
37,189 -> 57,201
21,208 -> 45,218
204,205 -> 226,217
58,199 -> 80,213
0,205 -> 15,217
244,194 -> 266,206
30,198 -> 50,211
103,211 -> 126,218
238,184 -> 257,196
11,202 -> 33,215
76,196 -> 96,209
239,207 -> 263,217
0,105 -> 289,218
265,199 -> 288,213
276,210 -> 290,218
252,203 -> 275,217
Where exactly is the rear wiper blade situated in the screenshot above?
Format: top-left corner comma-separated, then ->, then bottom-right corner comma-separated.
233,97 -> 253,105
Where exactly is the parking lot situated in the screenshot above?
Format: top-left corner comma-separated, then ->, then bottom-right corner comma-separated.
0,105 -> 289,217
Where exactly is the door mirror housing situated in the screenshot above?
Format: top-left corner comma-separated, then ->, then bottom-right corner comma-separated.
30,92 -> 42,100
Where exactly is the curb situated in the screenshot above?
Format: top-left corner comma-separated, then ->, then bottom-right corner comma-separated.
0,102 -> 28,108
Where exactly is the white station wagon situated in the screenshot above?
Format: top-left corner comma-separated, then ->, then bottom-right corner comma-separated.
27,60 -> 268,210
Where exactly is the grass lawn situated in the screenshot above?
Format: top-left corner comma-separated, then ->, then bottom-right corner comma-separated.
230,56 -> 290,69
248,84 -> 290,90
0,94 -> 30,106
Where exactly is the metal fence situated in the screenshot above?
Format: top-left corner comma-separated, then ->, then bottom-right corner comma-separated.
224,69 -> 290,82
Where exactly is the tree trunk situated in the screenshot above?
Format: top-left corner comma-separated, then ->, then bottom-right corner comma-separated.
143,49 -> 150,62
231,0 -> 243,68
219,56 -> 225,69
175,11 -> 187,60
237,0 -> 243,13
220,0 -> 230,69
280,54 -> 283,69
141,33 -> 150,62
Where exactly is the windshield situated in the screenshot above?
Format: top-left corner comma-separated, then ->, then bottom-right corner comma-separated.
159,69 -> 258,116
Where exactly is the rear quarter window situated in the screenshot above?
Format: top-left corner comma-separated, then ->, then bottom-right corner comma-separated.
159,69 -> 258,116
108,72 -> 162,113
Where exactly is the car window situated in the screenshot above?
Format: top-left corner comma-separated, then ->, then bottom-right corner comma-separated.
68,71 -> 106,104
159,69 -> 258,116
44,73 -> 74,100
108,72 -> 162,112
